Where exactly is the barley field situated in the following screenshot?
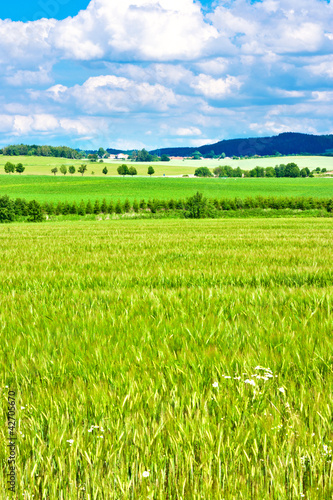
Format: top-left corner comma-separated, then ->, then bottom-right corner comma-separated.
1,218 -> 333,499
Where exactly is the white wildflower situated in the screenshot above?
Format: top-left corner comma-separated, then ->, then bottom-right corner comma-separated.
212,382 -> 219,388
142,471 -> 150,478
244,379 -> 256,387
278,387 -> 285,394
66,439 -> 74,445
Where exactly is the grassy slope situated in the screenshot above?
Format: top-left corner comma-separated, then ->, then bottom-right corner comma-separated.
0,218 -> 333,498
1,154 -> 333,176
0,175 -> 332,203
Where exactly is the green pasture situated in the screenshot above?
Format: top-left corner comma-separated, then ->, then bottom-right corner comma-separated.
1,154 -> 333,176
0,155 -> 196,177
0,218 -> 333,498
0,175 -> 332,204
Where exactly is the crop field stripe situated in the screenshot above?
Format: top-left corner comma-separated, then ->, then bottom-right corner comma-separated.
1,175 -> 333,203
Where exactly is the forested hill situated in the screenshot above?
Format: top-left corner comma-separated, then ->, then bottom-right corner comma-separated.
150,133 -> 333,157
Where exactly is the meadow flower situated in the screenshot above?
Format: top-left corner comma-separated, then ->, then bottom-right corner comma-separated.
143,471 -> 150,478
212,382 -> 219,388
66,439 -> 74,445
278,387 -> 285,394
244,379 -> 256,387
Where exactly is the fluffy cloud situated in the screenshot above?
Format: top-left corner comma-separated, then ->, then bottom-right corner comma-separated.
191,74 -> 243,99
45,75 -> 178,113
175,127 -> 202,136
0,0 -> 333,147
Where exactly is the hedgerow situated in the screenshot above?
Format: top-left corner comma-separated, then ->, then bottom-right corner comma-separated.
1,193 -> 333,222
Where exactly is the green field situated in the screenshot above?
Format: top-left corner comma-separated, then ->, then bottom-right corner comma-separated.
1,218 -> 333,498
1,175 -> 333,204
1,154 -> 333,177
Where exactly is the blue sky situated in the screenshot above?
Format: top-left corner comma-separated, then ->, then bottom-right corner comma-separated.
1,1 -> 90,22
0,0 -> 332,150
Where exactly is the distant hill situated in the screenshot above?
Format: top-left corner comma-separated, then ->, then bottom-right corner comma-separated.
150,133 -> 333,157
106,148 -> 129,155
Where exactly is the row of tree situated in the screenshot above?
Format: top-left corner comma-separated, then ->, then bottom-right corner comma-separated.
1,144 -> 84,159
194,163 -> 325,178
50,165 -> 155,176
2,194 -> 333,223
3,162 -> 25,174
117,165 -> 155,176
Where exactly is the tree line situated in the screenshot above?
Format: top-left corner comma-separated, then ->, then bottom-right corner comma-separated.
194,163 -> 327,178
0,144 -> 84,159
0,144 -> 170,162
49,164 -> 155,176
1,193 -> 333,223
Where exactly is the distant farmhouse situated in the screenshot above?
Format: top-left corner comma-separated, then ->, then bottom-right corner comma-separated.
109,153 -> 129,160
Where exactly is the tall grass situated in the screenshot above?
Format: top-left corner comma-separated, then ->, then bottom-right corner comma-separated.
0,219 -> 333,498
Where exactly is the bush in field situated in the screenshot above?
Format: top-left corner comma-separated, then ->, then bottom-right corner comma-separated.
250,166 -> 265,177
70,202 -> 78,214
93,200 -> 100,214
148,166 -> 155,177
62,202 -> 71,215
51,167 -> 58,176
115,200 -> 123,214
27,200 -> 44,222
133,200 -> 139,213
108,201 -> 114,214
101,199 -> 108,213
123,199 -> 131,213
0,196 -> 15,222
4,162 -> 15,174
102,166 -> 108,175
69,166 -> 76,175
117,164 -> 129,176
285,163 -> 300,177
128,166 -> 137,176
194,166 -> 213,177
327,199 -> 333,213
86,200 -> 93,214
14,198 -> 28,216
265,167 -> 276,177
78,201 -> 86,216
78,164 -> 87,176
184,192 -> 214,218
60,165 -> 67,175
15,163 -> 25,174
55,202 -> 62,215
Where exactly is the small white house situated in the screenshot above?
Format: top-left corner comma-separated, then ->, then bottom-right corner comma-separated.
117,153 -> 129,160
